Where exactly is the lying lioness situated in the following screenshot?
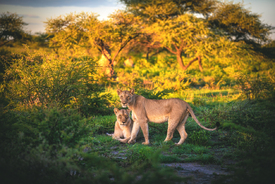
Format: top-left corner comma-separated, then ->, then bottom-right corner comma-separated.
107,108 -> 133,143
117,88 -> 217,145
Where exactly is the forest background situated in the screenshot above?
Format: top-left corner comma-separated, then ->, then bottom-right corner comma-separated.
0,0 -> 275,183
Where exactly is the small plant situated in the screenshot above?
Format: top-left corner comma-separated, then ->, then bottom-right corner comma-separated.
126,144 -> 161,164
188,130 -> 211,145
192,97 -> 206,106
184,154 -> 215,164
236,75 -> 275,100
135,88 -> 174,99
160,155 -> 182,163
172,144 -> 210,154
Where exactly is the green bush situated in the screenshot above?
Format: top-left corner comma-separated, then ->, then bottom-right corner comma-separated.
3,47 -> 111,116
126,144 -> 161,165
236,75 -> 275,100
188,130 -> 211,145
0,108 -> 91,148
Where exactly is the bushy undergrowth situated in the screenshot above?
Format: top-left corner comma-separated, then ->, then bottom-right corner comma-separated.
1,45 -> 275,183
2,47 -> 111,116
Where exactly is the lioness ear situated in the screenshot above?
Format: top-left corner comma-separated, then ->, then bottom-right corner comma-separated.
117,89 -> 122,95
130,88 -> 135,95
114,108 -> 119,114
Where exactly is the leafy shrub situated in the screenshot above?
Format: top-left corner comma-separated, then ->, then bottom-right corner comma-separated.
188,130 -> 211,145
3,47 -> 111,116
135,88 -> 174,99
192,97 -> 206,106
0,107 -> 91,148
236,75 -> 275,100
126,144 -> 161,164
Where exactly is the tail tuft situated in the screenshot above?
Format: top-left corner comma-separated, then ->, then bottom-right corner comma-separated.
216,122 -> 220,128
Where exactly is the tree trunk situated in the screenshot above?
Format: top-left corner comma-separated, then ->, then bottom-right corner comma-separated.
198,56 -> 203,72
176,52 -> 186,70
98,47 -> 114,78
146,51 -> 150,60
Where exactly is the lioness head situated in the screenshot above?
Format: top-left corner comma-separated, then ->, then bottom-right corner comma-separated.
117,89 -> 135,108
114,108 -> 131,126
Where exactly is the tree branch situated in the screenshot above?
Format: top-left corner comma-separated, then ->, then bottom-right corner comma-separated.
183,57 -> 198,70
165,46 -> 177,54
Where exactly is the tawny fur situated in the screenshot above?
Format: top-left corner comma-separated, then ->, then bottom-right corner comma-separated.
106,108 -> 133,143
117,89 -> 217,145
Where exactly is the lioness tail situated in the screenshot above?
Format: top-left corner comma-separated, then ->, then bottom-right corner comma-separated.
187,104 -> 217,131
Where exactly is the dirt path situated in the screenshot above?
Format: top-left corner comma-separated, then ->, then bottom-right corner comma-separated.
163,163 -> 230,184
110,146 -> 232,183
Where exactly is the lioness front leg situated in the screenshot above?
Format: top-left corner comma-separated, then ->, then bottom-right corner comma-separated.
128,121 -> 140,144
139,121 -> 150,145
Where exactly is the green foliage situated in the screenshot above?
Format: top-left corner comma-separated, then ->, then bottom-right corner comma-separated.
172,144 -> 210,155
184,154 -> 215,164
209,1 -> 273,45
0,107 -> 90,148
120,0 -> 216,23
0,12 -> 28,46
0,48 -> 21,84
159,155 -> 182,163
188,130 -> 211,146
3,47 -> 111,116
135,88 -> 173,99
126,144 -> 161,164
192,97 -> 206,106
2,3 -> 275,184
236,75 -> 275,100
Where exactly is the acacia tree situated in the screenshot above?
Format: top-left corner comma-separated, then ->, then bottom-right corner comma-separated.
121,0 -> 273,72
120,0 -> 217,22
45,12 -> 91,56
123,32 -> 163,60
120,0 -> 220,70
0,12 -> 28,46
83,10 -> 141,77
147,13 -> 236,71
208,1 -> 273,46
46,11 -> 141,78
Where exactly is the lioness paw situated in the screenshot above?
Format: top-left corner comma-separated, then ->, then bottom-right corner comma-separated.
120,139 -> 129,143
128,139 -> 136,144
142,142 -> 150,145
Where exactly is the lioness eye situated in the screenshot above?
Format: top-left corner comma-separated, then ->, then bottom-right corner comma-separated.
127,96 -> 130,100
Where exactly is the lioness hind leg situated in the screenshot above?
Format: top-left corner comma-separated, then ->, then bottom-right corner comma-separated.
119,137 -> 131,143
175,114 -> 189,145
164,118 -> 180,142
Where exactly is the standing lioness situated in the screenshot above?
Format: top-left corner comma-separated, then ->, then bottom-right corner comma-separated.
107,108 -> 133,143
117,89 -> 217,145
